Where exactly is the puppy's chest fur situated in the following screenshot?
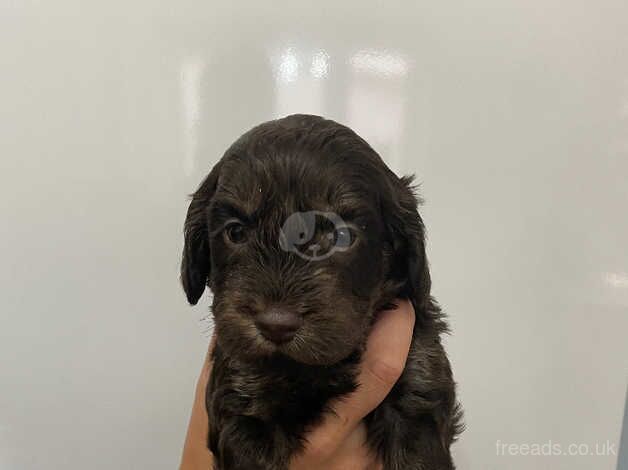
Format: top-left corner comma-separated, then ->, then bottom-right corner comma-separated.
209,347 -> 360,414
205,297 -> 398,467
207,344 -> 361,443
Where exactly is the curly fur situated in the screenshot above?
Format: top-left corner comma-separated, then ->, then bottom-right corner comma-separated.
181,114 -> 463,469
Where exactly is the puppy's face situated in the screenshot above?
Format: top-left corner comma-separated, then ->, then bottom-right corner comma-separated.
181,115 -> 430,365
204,155 -> 388,365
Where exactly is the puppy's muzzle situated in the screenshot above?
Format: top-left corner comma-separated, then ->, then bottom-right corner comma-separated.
255,308 -> 303,344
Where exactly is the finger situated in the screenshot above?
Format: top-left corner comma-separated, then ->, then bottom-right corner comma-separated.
318,423 -> 380,470
297,300 -> 415,464
179,334 -> 216,470
354,299 -> 415,415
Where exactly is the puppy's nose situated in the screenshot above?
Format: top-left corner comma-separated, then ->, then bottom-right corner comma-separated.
255,308 -> 302,344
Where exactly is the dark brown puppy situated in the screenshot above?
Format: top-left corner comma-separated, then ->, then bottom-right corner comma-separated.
181,114 -> 462,469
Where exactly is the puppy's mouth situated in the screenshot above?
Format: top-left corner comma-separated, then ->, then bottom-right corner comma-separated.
251,325 -> 308,362
216,304 -> 364,365
251,321 -> 357,366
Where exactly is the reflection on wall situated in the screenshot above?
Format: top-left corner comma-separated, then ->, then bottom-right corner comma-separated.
605,272 -> 628,288
180,56 -> 205,176
269,47 -> 409,173
346,49 -> 409,173
270,47 -> 328,118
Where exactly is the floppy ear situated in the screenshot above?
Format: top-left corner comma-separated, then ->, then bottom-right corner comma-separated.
181,162 -> 222,305
385,174 -> 432,314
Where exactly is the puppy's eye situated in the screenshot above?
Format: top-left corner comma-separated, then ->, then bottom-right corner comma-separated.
224,223 -> 247,244
333,226 -> 355,247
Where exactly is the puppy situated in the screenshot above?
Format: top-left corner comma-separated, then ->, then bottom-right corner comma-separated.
181,114 -> 462,469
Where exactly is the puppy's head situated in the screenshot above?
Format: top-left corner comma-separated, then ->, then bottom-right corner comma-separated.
181,114 -> 430,365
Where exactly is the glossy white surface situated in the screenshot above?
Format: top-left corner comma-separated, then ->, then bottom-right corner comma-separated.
1,2 -> 627,469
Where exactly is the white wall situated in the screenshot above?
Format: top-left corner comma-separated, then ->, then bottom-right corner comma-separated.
1,2 -> 627,469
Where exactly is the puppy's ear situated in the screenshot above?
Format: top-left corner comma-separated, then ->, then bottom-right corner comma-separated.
385,175 -> 432,313
181,162 -> 222,305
